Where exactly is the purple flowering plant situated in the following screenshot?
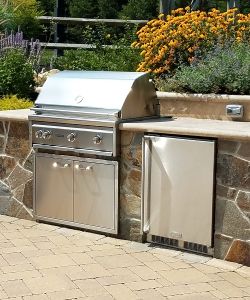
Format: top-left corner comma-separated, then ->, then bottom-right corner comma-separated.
0,30 -> 41,70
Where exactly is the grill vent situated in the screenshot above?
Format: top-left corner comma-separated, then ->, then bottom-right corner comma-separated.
151,235 -> 178,247
183,241 -> 208,254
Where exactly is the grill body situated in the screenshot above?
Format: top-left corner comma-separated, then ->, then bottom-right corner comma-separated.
29,71 -> 158,234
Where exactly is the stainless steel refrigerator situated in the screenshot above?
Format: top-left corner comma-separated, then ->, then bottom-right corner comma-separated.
142,135 -> 215,254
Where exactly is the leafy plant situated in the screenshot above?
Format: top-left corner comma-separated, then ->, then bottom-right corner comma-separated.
37,0 -> 55,16
53,25 -> 140,72
0,95 -> 33,110
156,43 -> 250,95
133,7 -> 250,75
119,0 -> 158,20
0,0 -> 43,38
53,47 -> 140,72
0,49 -> 35,97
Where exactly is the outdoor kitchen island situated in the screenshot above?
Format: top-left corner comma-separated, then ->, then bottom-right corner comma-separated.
0,110 -> 249,266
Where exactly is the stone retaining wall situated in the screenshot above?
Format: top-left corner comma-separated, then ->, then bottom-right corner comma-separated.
0,121 -> 33,220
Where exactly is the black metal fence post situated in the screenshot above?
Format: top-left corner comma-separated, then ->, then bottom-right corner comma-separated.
54,0 -> 66,56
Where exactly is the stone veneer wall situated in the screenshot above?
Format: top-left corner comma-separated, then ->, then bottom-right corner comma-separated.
120,131 -> 250,266
215,140 -> 250,266
0,121 -> 33,220
0,122 -> 249,266
120,131 -> 143,242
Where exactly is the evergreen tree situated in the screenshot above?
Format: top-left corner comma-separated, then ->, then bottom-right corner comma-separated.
98,0 -> 119,18
119,0 -> 158,20
66,0 -> 98,18
38,0 -> 56,15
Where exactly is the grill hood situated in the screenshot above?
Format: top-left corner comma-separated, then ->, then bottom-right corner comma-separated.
34,71 -> 158,120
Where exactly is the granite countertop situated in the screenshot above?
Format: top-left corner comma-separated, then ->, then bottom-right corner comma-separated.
0,110 -> 249,140
0,109 -> 32,122
119,117 -> 250,141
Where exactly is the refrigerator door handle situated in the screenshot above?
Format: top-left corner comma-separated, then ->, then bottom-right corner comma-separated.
142,136 -> 151,233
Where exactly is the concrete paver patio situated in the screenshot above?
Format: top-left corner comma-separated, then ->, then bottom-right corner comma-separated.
0,215 -> 249,300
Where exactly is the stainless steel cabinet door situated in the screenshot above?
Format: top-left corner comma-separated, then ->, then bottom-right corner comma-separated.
143,136 -> 215,247
74,160 -> 117,233
35,154 -> 73,221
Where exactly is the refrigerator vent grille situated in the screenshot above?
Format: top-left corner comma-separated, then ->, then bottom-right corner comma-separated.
151,235 -> 178,247
183,241 -> 208,254
150,236 -> 209,255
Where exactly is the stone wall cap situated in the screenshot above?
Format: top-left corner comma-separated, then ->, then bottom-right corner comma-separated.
157,91 -> 250,103
0,109 -> 32,122
119,117 -> 250,141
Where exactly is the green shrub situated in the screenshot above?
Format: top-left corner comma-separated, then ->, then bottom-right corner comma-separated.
53,47 -> 140,72
0,49 -> 35,98
0,95 -> 33,110
119,0 -> 158,20
156,43 -> 250,95
0,0 -> 42,38
54,23 -> 141,72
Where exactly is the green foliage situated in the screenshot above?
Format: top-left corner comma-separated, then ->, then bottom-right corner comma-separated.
53,47 -> 140,72
0,0 -> 14,29
0,49 -> 35,98
0,95 -> 33,110
97,0 -> 120,18
66,0 -> 126,18
0,0 -> 43,38
119,0 -> 158,20
37,0 -> 55,15
156,43 -> 250,95
13,0 -> 42,38
54,24 -> 140,72
67,0 -> 98,18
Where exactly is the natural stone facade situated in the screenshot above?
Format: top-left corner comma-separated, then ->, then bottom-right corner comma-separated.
120,131 -> 143,242
0,120 -> 249,266
215,140 -> 250,266
119,132 -> 250,266
0,121 -> 33,220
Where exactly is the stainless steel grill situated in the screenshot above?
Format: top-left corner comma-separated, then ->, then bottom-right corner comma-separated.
29,71 -> 158,234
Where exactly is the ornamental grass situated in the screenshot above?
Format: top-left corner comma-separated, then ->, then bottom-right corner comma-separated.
132,7 -> 250,75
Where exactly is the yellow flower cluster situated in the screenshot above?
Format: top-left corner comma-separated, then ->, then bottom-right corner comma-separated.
132,7 -> 250,74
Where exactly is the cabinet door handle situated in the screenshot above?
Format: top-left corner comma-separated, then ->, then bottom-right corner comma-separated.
52,162 -> 71,168
142,137 -> 151,234
75,164 -> 93,171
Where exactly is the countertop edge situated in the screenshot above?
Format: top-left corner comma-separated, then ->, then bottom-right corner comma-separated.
0,109 -> 31,122
119,118 -> 250,141
156,91 -> 250,103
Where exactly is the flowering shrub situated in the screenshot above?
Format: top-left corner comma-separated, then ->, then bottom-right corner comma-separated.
0,95 -> 33,110
0,31 -> 41,69
132,7 -> 250,74
156,43 -> 250,95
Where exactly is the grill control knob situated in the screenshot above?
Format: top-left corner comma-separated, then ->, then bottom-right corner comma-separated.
35,130 -> 43,139
67,133 -> 76,143
42,130 -> 52,140
93,135 -> 102,145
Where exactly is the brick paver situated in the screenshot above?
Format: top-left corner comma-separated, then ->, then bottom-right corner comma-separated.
0,215 -> 249,299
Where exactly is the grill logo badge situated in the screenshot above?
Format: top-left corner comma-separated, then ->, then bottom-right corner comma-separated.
170,231 -> 183,239
75,95 -> 85,104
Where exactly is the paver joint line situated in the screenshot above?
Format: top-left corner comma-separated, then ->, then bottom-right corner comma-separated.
0,215 -> 248,300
